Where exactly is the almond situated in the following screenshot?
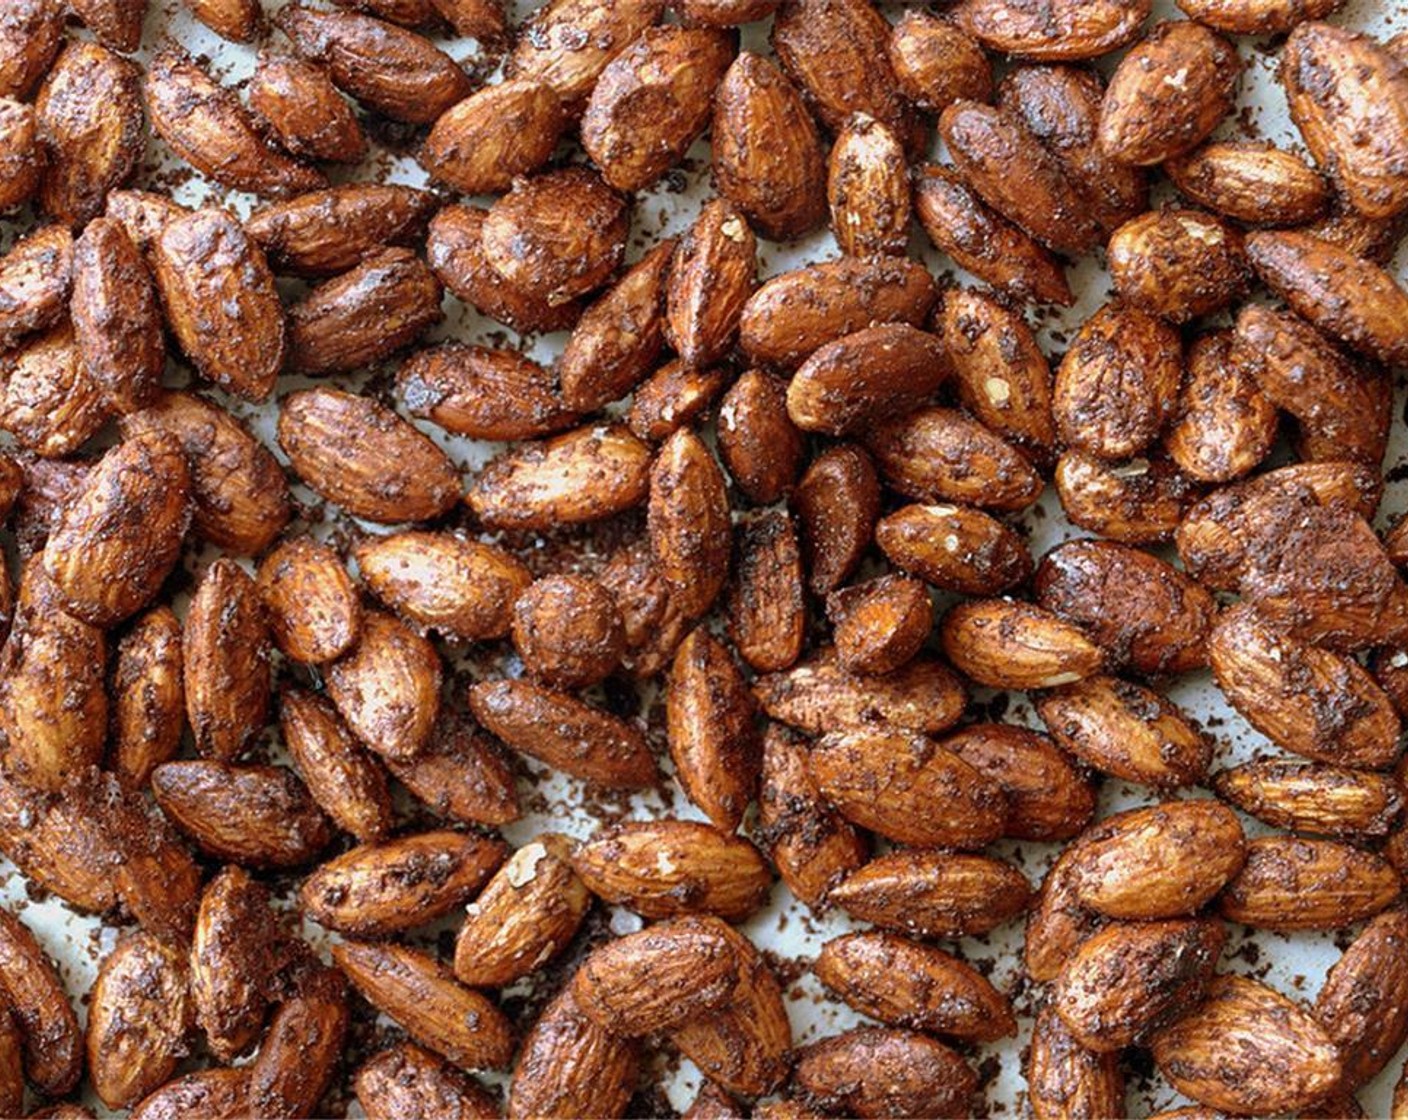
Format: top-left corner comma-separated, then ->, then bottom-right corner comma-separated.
876,503 -> 1032,598
941,598 -> 1104,690
0,101 -> 41,215
627,359 -> 729,443
1165,330 -> 1277,482
1177,0 -> 1341,33
326,611 -> 441,762
0,226 -> 73,347
1314,907 -> 1408,1089
70,218 -> 163,414
792,1027 -> 977,1120
888,11 -> 991,114
245,184 -> 435,277
183,558 -> 269,762
1213,759 -> 1403,838
110,606 -> 184,791
0,771 -> 119,913
420,79 -> 565,195
104,189 -> 189,250
0,0 -> 63,100
1025,846 -> 1106,983
400,344 -> 579,443
512,574 -> 624,688
728,510 -> 806,674
0,320 -> 107,457
827,575 -> 932,676
1027,1006 -> 1125,1120
827,114 -> 910,258
70,0 -> 145,50
0,906 -> 81,1096
505,0 -> 664,113
648,427 -> 732,619
130,1069 -> 251,1120
279,688 -> 393,843
1108,209 -> 1249,323
357,1043 -> 500,1120
247,53 -> 368,165
248,966 -> 348,1120
256,538 -> 359,665
506,987 -> 639,1120
951,0 -> 1149,60
943,723 -> 1097,841
0,1007 -> 20,1119
1165,140 -> 1330,226
1218,836 -> 1399,931
190,866 -> 281,1061
386,715 -> 521,828
792,443 -> 881,597
665,198 -> 756,369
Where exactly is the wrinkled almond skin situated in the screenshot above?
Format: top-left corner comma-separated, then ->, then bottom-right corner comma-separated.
944,723 -> 1096,841
333,940 -> 515,1072
1108,209 -> 1249,323
755,649 -> 967,737
144,51 -> 323,198
792,443 -> 881,597
248,53 -> 367,164
827,114 -> 910,258
276,4 -> 473,124
87,932 -> 191,1110
1151,975 -> 1342,1116
105,189 -> 189,250
828,575 -> 932,676
421,79 -> 565,195
816,932 -> 1016,1041
110,606 -> 184,791
666,198 -> 756,369
628,360 -> 729,443
951,0 -> 1149,61
830,848 -> 1032,940
246,184 -> 435,278
0,225 -> 72,349
1165,330 -> 1276,483
355,530 -> 530,641
1165,140 -> 1330,226
279,689 -> 393,843
0,100 -> 42,214
1027,1006 -> 1125,1120
1213,759 -> 1403,838
758,724 -> 868,910
711,51 -> 826,241
120,391 -> 291,556
512,574 -> 624,688
467,424 -> 651,532
0,906 -> 82,1096
248,966 -> 348,1120
1053,919 -> 1225,1052
327,611 -> 441,762
35,42 -> 143,227
357,1043 -> 500,1120
183,559 -> 269,763
454,834 -> 590,988
256,538 -> 360,666
792,1027 -> 977,1120
469,678 -> 657,788
0,0 -> 63,101
129,1068 -> 252,1120
941,598 -> 1104,690
788,324 -> 948,437
1026,847 -> 1108,983
386,716 -> 520,828
69,0 -> 145,50
573,819 -> 772,922
1218,836 -> 1399,931
505,0 -> 664,113
913,163 -> 1073,306
278,389 -> 461,524
190,866 -> 279,1061
1315,907 -> 1408,1089
1059,445 -> 1190,541
0,320 -> 108,459
717,371 -> 806,507
649,428 -> 732,620
301,829 -> 506,938
153,760 -> 332,868
506,987 -> 639,1120
808,726 -> 1007,850
889,12 -> 990,113
152,208 -> 286,401
878,503 -> 1032,598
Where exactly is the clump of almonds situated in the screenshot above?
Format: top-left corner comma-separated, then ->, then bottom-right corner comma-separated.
0,0 -> 1407,1117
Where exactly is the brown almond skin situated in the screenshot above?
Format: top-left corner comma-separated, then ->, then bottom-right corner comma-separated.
469,678 -> 656,789
1027,1006 -> 1125,1120
287,248 -> 443,376
788,324 -> 948,437
354,530 -> 530,641
129,1069 -> 252,1120
0,0 -> 63,101
248,53 -> 367,164
278,389 -> 461,524
740,256 -> 937,370
357,1043 -> 500,1120
512,574 -> 624,688
1165,330 -> 1276,483
628,360 -> 730,443
755,649 -> 967,736
1099,21 -> 1240,166
573,917 -> 742,1037
1108,209 -> 1249,323
711,51 -> 827,241
1151,975 -> 1342,1116
506,987 -> 639,1120
454,833 -> 590,988
792,443 -> 880,597
572,819 -> 772,922
68,0 -> 144,49
667,629 -> 759,831
467,424 -> 651,532
110,606 -> 184,791
87,933 -> 191,1110
1053,301 -> 1182,462
719,373 -> 806,508
758,724 -> 868,910
0,99 -> 41,213
1218,836 -> 1399,931
505,0 -> 664,114
245,184 -> 436,278
878,503 -> 1032,597
120,391 -> 291,556
944,724 -> 1096,841
666,198 -> 756,369
1068,799 -> 1246,920
1283,21 -> 1408,220
42,430 -> 190,627
0,225 -> 72,350
649,428 -> 732,620
0,320 -> 108,459
70,218 -> 163,415
1177,0 -> 1341,33
421,79 -> 565,195
889,11 -> 990,114
951,0 -> 1149,61
275,5 -> 472,124
256,538 -> 360,665
248,966 -> 348,1120
1166,140 -> 1330,226
1054,919 -> 1226,1053
582,27 -> 734,193
808,727 -> 1007,850
792,1027 -> 978,1120
830,849 -> 1032,940
279,689 -> 393,843
190,867 -> 280,1062
35,42 -> 143,227
828,575 -> 932,676
827,114 -> 910,258
183,558 -> 269,763
152,208 -> 286,401
482,167 -> 629,305
913,163 -> 1073,306
105,189 -> 190,250
1245,230 -> 1408,368
1213,760 -> 1403,838
676,0 -> 778,25
0,907 -> 82,1096
941,598 -> 1104,690
301,829 -> 506,938
153,761 -> 331,868
144,51 -> 323,198
1210,602 -> 1401,768
1034,539 -> 1215,675
1060,445 -> 1190,540
327,611 -> 441,763
385,715 -> 520,828
1026,847 -> 1106,983
560,240 -> 675,412
1315,908 -> 1408,1089
728,512 -> 806,674
1305,190 -> 1408,261
0,771 -> 116,913
815,932 -> 1016,1041
333,940 -> 515,1072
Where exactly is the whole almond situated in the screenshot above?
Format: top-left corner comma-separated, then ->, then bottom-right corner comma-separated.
0,906 -> 81,1096
0,1006 -> 20,1120
70,218 -> 163,414
792,1027 -> 977,1120
1218,836 -> 1399,931
357,1043 -> 499,1120
951,0 -> 1149,60
1108,209 -> 1249,323
944,723 -> 1097,841
718,373 -> 806,508
1165,140 -> 1330,225
245,184 -> 436,277
256,538 -> 360,665
876,503 -> 1033,597
1027,1006 -> 1125,1120
0,225 -> 72,350
385,716 -> 521,828
129,1069 -> 251,1119
421,79 -> 566,195
110,606 -> 184,791
827,114 -> 910,258
279,688 -> 393,843
828,575 -> 932,676
70,0 -> 147,49
666,198 -> 756,369
400,344 -> 578,442
792,443 -> 881,597
506,987 -> 639,1120
627,360 -> 730,443
941,598 -> 1104,690
183,558 -> 269,763
1177,0 -> 1341,33
1213,759 -> 1403,838
1025,847 -> 1107,983
649,427 -> 732,619
888,11 -> 991,113
1315,907 -> 1408,1089
191,866 -> 281,1062
105,189 -> 189,250
0,0 -> 63,100
247,53 -> 367,165
247,966 -> 348,1120
511,574 -> 624,688
505,0 -> 664,113
1165,330 -> 1277,482
327,611 -> 442,762
0,320 -> 107,458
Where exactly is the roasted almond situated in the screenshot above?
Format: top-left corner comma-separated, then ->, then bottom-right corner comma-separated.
0,0 -> 63,101
279,688 -> 393,843
247,53 -> 367,165
1164,330 -> 1277,483
256,538 -> 360,666
420,79 -> 565,195
400,344 -> 578,443
190,866 -> 281,1062
0,224 -> 71,350
511,573 -> 624,688
941,598 -> 1104,690
505,0 -> 664,113
69,0 -> 146,50
1176,0 -> 1342,33
357,1043 -> 500,1120
1314,907 -> 1408,1089
0,101 -> 42,216
245,184 -> 436,278
649,427 -> 732,620
665,197 -> 756,369
791,443 -> 881,597
0,906 -> 81,1096
506,987 -> 639,1120
627,359 -> 729,443
950,0 -> 1149,61
326,611 -> 441,762
1218,836 -> 1399,931
1027,1005 -> 1125,1120
888,11 -> 991,114
385,715 -> 520,828
1165,140 -> 1331,226
718,373 -> 806,507
826,113 -> 910,258
1213,759 -> 1403,838
183,558 -> 269,763
129,1069 -> 252,1119
827,574 -> 932,676
943,723 -> 1096,841
105,189 -> 189,250
791,1027 -> 977,1120
876,503 -> 1032,597
1108,209 -> 1248,323
109,606 -> 184,791
248,966 -> 348,1120
0,320 -> 108,458
1025,846 -> 1106,983
787,324 -> 948,437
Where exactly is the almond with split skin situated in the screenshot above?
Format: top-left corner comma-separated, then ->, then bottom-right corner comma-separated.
627,360 -> 730,443
1057,449 -> 1198,542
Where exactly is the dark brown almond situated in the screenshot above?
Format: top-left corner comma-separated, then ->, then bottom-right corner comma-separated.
245,184 -> 436,277
951,0 -> 1149,61
183,558 -> 268,763
190,866 -> 280,1062
876,503 -> 1033,597
648,427 -> 732,620
717,370 -> 806,506
627,360 -> 729,442
512,574 -> 624,688
247,967 -> 348,1120
505,0 -> 664,113
792,443 -> 881,597
0,906 -> 81,1096
1213,759 -> 1403,838
665,198 -> 756,368
326,611 -> 441,762
420,79 -> 565,195
385,715 -> 521,828
506,987 -> 639,1120
944,723 -> 1096,841
1025,846 -> 1104,983
791,1027 -> 977,1120
1218,836 -> 1399,931
941,598 -> 1104,689
827,114 -> 910,258
0,99 -> 41,215
70,218 -> 162,415
1027,1006 -> 1125,1120
1165,140 -> 1330,226
0,225 -> 72,350
247,53 -> 367,164
357,1043 -> 499,1120
1177,0 -> 1341,33
1108,209 -> 1249,323
0,321 -> 108,458
0,0 -> 63,101
279,689 -> 393,843
1314,907 -> 1408,1089
256,538 -> 360,666
727,512 -> 806,674
110,606 -> 184,791
105,189 -> 189,250
828,575 -> 932,677
129,1069 -> 252,1120
888,11 -> 990,114
1165,330 -> 1277,483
